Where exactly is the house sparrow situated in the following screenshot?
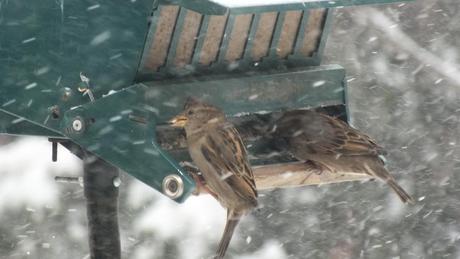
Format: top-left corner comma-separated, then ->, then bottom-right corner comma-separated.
272,109 -> 414,203
170,98 -> 258,258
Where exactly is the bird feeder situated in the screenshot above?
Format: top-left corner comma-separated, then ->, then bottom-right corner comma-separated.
0,0 -> 409,203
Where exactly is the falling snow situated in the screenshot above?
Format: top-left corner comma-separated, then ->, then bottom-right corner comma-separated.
0,1 -> 459,259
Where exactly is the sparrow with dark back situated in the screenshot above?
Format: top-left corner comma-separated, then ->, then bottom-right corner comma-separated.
170,98 -> 258,259
272,109 -> 414,203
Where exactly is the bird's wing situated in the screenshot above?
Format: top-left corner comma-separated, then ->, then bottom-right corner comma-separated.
199,123 -> 258,202
320,112 -> 385,156
276,110 -> 385,157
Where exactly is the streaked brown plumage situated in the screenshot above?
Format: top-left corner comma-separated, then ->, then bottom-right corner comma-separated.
170,98 -> 258,258
272,109 -> 414,203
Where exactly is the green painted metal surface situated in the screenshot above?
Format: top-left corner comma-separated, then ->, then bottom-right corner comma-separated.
167,0 -> 412,14
0,0 -> 201,202
0,111 -> 62,137
141,64 -> 347,122
60,88 -> 196,203
0,0 -> 153,133
0,0 -> 406,201
3,64 -> 347,133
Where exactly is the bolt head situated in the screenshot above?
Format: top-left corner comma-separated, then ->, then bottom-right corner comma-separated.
72,119 -> 83,132
113,176 -> 122,187
162,174 -> 184,199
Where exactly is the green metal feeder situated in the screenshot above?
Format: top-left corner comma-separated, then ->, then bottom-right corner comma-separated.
0,0 -> 409,203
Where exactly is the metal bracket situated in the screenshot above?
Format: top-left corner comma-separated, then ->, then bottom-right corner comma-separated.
60,87 -> 196,203
1,64 -> 347,202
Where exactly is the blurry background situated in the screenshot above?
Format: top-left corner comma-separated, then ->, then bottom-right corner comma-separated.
1,0 -> 459,258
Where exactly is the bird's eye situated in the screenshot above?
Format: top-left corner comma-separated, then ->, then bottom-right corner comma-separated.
187,110 -> 194,116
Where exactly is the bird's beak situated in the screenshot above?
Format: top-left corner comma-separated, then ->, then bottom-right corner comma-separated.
169,115 -> 188,127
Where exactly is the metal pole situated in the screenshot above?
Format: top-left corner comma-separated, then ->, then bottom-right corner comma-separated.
83,152 -> 121,259
56,141 -> 122,258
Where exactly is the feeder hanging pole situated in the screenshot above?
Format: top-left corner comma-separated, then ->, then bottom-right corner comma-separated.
83,152 -> 121,259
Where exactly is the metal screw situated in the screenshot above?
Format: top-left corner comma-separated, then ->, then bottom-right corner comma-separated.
162,174 -> 184,199
112,176 -> 122,187
72,118 -> 83,132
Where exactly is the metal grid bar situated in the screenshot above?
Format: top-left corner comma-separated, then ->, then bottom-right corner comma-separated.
197,14 -> 229,66
268,12 -> 285,57
244,13 -> 261,60
298,8 -> 327,57
276,10 -> 303,58
216,14 -> 236,63
165,7 -> 187,67
142,6 -> 180,72
292,10 -> 310,55
250,12 -> 278,61
173,10 -> 202,67
314,9 -> 332,59
225,14 -> 254,63
191,15 -> 210,65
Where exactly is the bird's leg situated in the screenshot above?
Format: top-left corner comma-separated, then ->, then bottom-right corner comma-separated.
194,175 -> 219,199
304,160 -> 325,175
180,161 -> 200,172
180,161 -> 218,198
300,160 -> 326,184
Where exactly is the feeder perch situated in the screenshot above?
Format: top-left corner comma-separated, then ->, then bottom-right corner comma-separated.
0,0 -> 409,202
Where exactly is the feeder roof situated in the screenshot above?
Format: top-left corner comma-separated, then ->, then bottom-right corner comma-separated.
172,0 -> 411,14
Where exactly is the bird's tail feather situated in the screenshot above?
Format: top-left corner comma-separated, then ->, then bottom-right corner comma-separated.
215,211 -> 241,259
363,162 -> 414,204
387,179 -> 415,204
